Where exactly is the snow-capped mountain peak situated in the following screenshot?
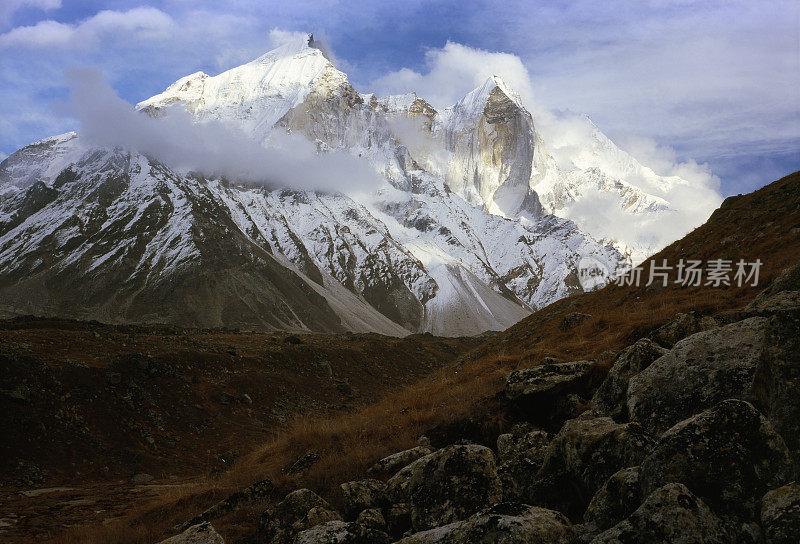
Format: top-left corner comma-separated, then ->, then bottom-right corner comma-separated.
0,35 -> 718,335
136,32 -> 347,136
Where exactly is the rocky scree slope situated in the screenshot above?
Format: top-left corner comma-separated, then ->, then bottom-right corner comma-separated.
158,257 -> 800,544
0,33 -> 700,335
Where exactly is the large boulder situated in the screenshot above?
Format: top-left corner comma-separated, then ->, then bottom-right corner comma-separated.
628,317 -> 769,436
339,479 -> 386,518
367,446 -> 433,475
406,444 -> 502,531
505,360 -> 600,428
528,413 -> 654,519
753,312 -> 800,470
158,522 -> 225,544
291,521 -> 389,544
496,423 -> 549,502
649,311 -> 718,348
257,489 -> 340,544
639,400 -> 793,523
761,482 -> 800,544
589,483 -> 730,544
395,503 -> 575,544
583,466 -> 642,534
590,339 -> 667,421
745,262 -> 800,313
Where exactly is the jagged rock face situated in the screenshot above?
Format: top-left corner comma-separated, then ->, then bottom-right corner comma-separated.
436,78 -> 545,218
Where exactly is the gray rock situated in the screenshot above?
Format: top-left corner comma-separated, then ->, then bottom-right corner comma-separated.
753,312 -> 800,470
158,522 -> 225,544
386,454 -> 430,505
385,503 -> 412,536
131,473 -> 154,484
590,483 -> 730,544
561,312 -> 592,331
291,521 -> 389,544
356,508 -> 386,531
628,317 -> 769,436
745,262 -> 800,313
395,503 -> 575,544
649,311 -> 718,348
339,479 -> 386,518
583,466 -> 642,533
639,400 -> 793,523
529,413 -> 654,519
367,446 -> 433,475
180,478 -> 273,530
257,489 -> 338,544
505,360 -> 599,426
496,424 -> 549,502
590,339 -> 667,421
761,482 -> 800,544
406,444 -> 502,531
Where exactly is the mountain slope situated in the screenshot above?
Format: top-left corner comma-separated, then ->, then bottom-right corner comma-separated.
0,34 -> 632,335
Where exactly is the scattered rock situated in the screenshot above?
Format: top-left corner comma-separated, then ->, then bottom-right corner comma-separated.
180,478 -> 273,530
406,444 -> 502,531
496,424 -> 549,502
356,508 -> 386,531
649,311 -> 718,348
157,522 -> 224,544
504,360 -> 599,427
395,503 -> 575,544
529,413 -> 654,519
286,449 -> 319,475
385,503 -> 412,536
561,312 -> 592,331
292,521 -> 389,544
753,312 -> 800,468
339,479 -> 386,518
590,483 -> 729,544
367,446 -> 433,475
745,262 -> 800,313
628,317 -> 769,436
590,339 -> 667,421
131,473 -> 153,484
257,489 -> 337,544
639,399 -> 793,523
583,466 -> 642,534
761,482 -> 800,544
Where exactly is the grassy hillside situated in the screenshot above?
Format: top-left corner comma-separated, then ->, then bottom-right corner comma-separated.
37,171 -> 800,542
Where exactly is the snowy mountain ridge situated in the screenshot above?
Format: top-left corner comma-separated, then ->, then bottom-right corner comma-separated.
0,34 -> 707,335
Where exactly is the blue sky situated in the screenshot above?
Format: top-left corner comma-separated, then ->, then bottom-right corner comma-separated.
1,0 -> 798,196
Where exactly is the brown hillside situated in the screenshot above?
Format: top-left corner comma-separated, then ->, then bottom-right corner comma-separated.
26,171 -> 800,543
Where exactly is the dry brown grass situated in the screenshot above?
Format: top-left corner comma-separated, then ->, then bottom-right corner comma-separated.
45,172 -> 800,543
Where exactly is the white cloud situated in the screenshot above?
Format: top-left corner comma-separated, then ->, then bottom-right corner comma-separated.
0,151 -> 7,161
0,7 -> 173,49
371,41 -> 536,110
65,68 -> 383,195
0,0 -> 60,27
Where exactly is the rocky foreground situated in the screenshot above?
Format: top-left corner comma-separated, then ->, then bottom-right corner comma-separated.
158,262 -> 800,543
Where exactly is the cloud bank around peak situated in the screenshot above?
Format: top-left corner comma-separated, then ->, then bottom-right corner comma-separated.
372,41 -> 536,111
65,68 -> 383,195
